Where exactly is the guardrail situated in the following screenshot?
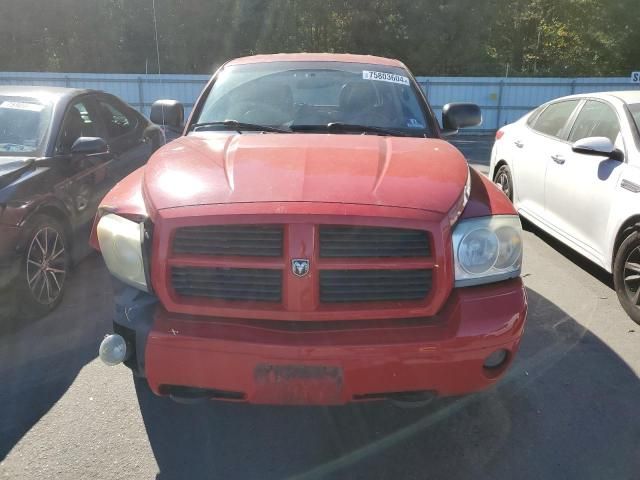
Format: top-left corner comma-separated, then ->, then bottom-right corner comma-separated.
1,72 -> 638,133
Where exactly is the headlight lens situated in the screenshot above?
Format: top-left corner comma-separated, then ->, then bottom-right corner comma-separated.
97,214 -> 148,292
452,215 -> 522,287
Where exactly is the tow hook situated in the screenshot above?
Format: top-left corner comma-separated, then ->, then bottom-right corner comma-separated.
99,334 -> 129,366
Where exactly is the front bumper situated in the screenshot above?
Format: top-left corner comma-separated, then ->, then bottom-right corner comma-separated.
118,278 -> 527,405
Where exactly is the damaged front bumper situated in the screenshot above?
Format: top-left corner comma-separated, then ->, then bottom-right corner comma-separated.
108,278 -> 527,405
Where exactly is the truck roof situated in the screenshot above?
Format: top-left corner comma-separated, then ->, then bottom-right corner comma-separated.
226,53 -> 406,68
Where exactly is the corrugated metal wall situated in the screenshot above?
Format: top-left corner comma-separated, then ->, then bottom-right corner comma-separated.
1,72 -> 638,132
423,77 -> 640,131
0,72 -> 209,117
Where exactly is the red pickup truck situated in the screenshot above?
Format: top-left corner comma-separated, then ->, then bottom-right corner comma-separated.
93,54 -> 527,406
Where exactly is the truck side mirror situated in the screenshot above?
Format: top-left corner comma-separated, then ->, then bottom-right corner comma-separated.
150,100 -> 184,131
441,103 -> 482,136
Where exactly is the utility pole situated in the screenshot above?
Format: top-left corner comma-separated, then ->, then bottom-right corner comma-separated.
534,28 -> 541,73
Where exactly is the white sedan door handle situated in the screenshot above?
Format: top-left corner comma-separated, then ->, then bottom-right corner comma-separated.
551,154 -> 566,165
514,140 -> 524,148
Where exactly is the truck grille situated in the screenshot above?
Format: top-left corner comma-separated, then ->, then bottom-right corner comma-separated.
320,269 -> 432,302
163,219 -> 438,314
173,225 -> 283,257
171,266 -> 282,302
319,226 -> 430,257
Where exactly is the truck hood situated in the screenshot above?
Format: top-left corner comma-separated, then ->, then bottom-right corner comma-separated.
142,133 -> 468,214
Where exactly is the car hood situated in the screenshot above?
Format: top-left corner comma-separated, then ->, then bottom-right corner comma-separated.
142,133 -> 468,214
0,156 -> 33,172
0,157 -> 36,190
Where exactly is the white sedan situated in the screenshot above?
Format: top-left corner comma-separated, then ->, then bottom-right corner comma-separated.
489,91 -> 640,324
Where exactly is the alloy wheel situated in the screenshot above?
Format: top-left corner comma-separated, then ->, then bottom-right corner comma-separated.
26,227 -> 67,305
623,245 -> 640,306
495,170 -> 511,199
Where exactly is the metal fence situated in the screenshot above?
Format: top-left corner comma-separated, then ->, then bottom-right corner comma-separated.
421,77 -> 640,132
1,71 -> 638,133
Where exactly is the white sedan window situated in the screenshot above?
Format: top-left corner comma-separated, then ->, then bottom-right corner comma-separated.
531,100 -> 580,139
568,100 -> 620,144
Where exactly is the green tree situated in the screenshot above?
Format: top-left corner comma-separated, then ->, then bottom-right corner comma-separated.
487,0 -> 634,76
0,0 -> 636,76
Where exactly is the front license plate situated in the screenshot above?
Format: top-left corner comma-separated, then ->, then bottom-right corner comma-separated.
254,364 -> 344,405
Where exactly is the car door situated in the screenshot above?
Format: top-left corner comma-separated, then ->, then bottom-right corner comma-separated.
53,95 -> 116,253
544,99 -> 624,263
95,94 -> 153,182
512,99 -> 581,221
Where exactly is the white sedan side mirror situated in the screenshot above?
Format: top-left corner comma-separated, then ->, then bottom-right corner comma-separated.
572,136 -> 619,158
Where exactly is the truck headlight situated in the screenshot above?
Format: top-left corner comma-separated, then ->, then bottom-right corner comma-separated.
97,214 -> 149,292
452,215 -> 522,287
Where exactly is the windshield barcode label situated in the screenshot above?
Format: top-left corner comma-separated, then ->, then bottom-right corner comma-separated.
362,70 -> 410,86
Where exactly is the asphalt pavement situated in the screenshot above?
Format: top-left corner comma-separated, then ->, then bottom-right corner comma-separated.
1,136 -> 638,480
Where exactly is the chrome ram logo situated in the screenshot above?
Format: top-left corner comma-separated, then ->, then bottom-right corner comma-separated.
291,259 -> 310,277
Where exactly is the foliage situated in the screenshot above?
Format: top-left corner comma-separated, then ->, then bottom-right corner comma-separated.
487,0 -> 638,76
0,0 -> 637,76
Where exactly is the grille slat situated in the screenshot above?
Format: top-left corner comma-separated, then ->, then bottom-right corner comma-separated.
173,225 -> 283,257
172,284 -> 281,293
320,269 -> 431,303
320,226 -> 430,258
172,269 -> 281,279
319,280 -> 428,287
172,267 -> 282,302
175,240 -> 283,247
321,284 -> 427,292
177,229 -> 282,236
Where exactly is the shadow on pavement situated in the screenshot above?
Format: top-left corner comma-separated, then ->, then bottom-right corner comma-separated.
521,218 -> 614,289
0,255 -> 112,460
136,288 -> 640,480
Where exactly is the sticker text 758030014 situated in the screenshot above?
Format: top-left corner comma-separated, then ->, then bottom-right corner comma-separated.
362,70 -> 410,86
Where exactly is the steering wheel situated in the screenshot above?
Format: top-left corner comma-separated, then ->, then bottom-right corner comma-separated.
233,101 -> 288,126
348,108 -> 390,127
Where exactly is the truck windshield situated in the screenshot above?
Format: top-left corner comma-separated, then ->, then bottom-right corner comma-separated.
0,96 -> 52,156
194,61 -> 432,137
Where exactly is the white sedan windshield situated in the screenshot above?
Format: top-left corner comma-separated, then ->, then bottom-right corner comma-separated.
630,103 -> 640,136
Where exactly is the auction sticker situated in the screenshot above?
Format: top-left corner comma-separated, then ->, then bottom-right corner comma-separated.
363,70 -> 410,86
0,101 -> 44,112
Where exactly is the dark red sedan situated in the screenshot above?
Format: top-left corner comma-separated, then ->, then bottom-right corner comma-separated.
0,86 -> 163,320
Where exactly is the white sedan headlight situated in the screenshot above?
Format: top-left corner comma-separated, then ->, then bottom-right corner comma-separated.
97,214 -> 149,292
452,215 -> 522,287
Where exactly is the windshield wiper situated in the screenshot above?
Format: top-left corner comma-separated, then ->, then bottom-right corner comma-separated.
291,122 -> 413,137
190,120 -> 290,133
